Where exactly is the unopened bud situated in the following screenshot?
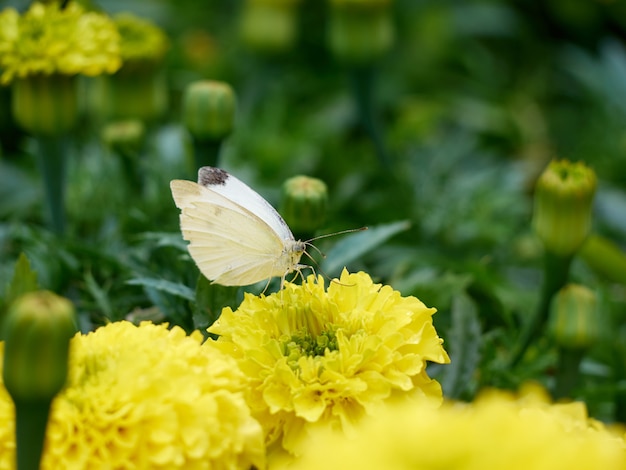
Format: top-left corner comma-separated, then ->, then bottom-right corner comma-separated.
239,0 -> 301,55
92,13 -> 169,122
183,80 -> 236,142
549,284 -> 600,350
12,74 -> 78,136
2,291 -> 77,402
328,0 -> 394,65
532,160 -> 596,256
281,175 -> 328,235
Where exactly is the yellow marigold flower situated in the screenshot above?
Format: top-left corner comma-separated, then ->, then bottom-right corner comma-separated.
296,383 -> 626,470
114,12 -> 169,65
0,2 -> 121,84
0,321 -> 265,470
207,270 -> 450,457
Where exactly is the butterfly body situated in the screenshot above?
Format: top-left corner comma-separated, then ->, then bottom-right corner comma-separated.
170,167 -> 306,286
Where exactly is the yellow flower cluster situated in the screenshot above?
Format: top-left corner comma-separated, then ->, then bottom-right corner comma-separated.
296,384 -> 626,470
114,13 -> 169,64
208,270 -> 450,458
0,2 -> 121,84
0,321 -> 265,469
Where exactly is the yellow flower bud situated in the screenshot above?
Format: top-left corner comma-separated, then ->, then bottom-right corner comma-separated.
280,175 -> 328,235
2,291 -> 77,402
532,160 -> 596,256
12,74 -> 78,136
328,0 -> 394,65
182,80 -> 236,141
548,284 -> 600,350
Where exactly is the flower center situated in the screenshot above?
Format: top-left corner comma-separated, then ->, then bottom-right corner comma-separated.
280,326 -> 338,368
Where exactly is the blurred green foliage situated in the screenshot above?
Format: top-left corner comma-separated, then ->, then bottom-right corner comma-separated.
1,0 -> 626,421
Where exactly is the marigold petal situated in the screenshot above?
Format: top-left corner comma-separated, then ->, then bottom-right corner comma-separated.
208,270 -> 450,456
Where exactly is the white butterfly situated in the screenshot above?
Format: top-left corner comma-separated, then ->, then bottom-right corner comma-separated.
170,166 -> 307,287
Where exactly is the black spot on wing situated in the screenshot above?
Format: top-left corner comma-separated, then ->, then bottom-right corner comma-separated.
198,167 -> 228,187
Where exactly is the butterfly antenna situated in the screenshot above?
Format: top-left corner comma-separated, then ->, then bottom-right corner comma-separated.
302,226 -> 368,261
305,226 -> 367,243
305,241 -> 327,259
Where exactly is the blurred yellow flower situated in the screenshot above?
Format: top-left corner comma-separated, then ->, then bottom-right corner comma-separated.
207,270 -> 450,457
0,321 -> 265,469
0,2 -> 121,84
297,383 -> 626,470
114,12 -> 169,65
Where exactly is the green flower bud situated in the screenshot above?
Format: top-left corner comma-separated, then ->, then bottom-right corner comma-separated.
548,284 -> 600,350
328,0 -> 394,65
532,160 -> 597,256
183,80 -> 236,142
101,119 -> 146,157
280,175 -> 328,235
11,74 -> 78,136
89,13 -> 169,123
2,291 -> 77,402
94,69 -> 168,122
239,0 -> 301,55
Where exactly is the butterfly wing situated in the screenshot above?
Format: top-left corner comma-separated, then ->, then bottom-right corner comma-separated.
170,179 -> 295,286
196,167 -> 295,242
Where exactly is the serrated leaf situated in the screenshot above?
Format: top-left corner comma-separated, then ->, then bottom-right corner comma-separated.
126,278 -> 195,301
321,220 -> 411,276
440,293 -> 482,399
84,271 -> 113,319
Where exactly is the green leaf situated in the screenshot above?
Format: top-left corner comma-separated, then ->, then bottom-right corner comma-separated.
3,253 -> 40,312
440,293 -> 482,399
137,232 -> 189,251
126,278 -> 195,301
83,271 -> 113,319
194,275 -> 240,332
321,220 -> 411,276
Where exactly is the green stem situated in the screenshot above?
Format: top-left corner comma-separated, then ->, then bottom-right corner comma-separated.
36,136 -> 67,234
554,347 -> 584,399
616,386 -> 626,423
510,251 -> 573,367
118,149 -> 144,197
13,399 -> 52,470
614,344 -> 626,422
350,66 -> 391,169
192,138 -> 222,175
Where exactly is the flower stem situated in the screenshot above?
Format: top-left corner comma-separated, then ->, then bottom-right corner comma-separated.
117,148 -> 144,197
554,347 -> 584,399
510,252 -> 572,367
350,65 -> 391,169
13,399 -> 52,470
36,136 -> 68,234
191,138 -> 222,173
616,382 -> 626,423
